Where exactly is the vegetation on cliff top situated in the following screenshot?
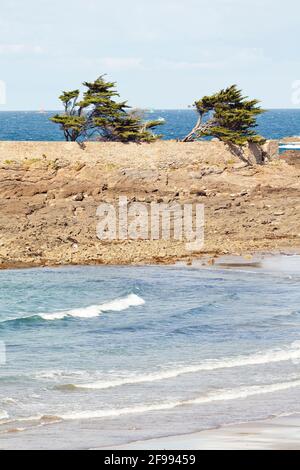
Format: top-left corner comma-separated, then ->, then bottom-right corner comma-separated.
51,79 -> 266,163
50,76 -> 163,143
183,85 -> 265,146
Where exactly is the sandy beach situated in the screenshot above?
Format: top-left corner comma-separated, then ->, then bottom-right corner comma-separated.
102,414 -> 300,450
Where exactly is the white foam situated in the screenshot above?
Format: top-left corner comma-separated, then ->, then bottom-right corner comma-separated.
1,293 -> 145,323
73,343 -> 300,390
0,294 -> 144,323
6,377 -> 300,425
188,379 -> 300,405
60,378 -> 300,421
40,306 -> 100,320
0,410 -> 9,421
35,370 -> 86,380
40,293 -> 144,320
1,397 -> 18,405
61,402 -> 180,420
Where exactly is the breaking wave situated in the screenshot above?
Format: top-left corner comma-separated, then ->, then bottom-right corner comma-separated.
58,342 -> 300,391
0,294 -> 145,324
10,378 -> 300,424
0,410 -> 9,421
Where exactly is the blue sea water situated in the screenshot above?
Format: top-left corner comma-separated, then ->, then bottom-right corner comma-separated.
0,109 -> 300,141
1,258 -> 300,449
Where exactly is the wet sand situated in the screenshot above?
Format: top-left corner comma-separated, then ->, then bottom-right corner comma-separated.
101,414 -> 300,450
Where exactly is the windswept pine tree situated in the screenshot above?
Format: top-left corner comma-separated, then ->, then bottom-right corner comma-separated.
182,85 -> 265,148
50,76 -> 163,142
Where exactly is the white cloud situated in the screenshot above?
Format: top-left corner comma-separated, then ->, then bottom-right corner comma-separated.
0,44 -> 43,55
92,57 -> 222,72
157,59 -> 222,70
235,48 -> 270,64
97,57 -> 143,71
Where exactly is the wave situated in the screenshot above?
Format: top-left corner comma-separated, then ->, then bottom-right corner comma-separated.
2,427 -> 26,434
0,294 -> 145,324
15,378 -> 300,423
60,342 -> 300,391
0,414 -> 62,432
0,411 -> 9,421
188,379 -> 300,405
1,397 -> 19,405
35,370 -> 87,380
40,294 -> 145,320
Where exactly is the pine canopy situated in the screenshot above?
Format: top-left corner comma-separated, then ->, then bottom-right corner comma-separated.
50,76 -> 163,143
183,85 -> 265,146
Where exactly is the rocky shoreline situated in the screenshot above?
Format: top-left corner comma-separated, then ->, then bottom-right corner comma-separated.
0,140 -> 299,269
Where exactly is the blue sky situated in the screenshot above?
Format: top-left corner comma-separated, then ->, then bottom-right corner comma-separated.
0,0 -> 299,110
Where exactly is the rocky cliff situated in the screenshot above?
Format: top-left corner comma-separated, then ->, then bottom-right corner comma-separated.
0,140 -> 299,268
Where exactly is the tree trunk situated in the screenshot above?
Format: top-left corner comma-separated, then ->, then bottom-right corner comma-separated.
182,117 -> 217,142
182,115 -> 202,142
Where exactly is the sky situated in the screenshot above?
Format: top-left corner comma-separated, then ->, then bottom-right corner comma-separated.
0,0 -> 299,110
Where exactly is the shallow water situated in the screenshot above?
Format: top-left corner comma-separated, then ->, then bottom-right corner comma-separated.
0,259 -> 300,449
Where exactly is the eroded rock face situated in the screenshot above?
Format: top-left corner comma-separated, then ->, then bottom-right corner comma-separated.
0,140 -> 299,269
280,150 -> 300,168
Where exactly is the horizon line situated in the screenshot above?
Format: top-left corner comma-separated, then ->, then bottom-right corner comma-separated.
0,107 -> 300,112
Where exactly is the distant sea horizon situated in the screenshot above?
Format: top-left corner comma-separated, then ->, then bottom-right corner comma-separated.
1,107 -> 299,111
0,109 -> 299,141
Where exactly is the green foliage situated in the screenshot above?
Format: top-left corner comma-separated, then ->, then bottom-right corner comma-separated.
94,108 -> 163,143
183,85 -> 265,146
50,76 -> 163,142
50,114 -> 87,142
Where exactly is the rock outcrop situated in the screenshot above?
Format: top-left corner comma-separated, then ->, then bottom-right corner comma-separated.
0,140 -> 299,268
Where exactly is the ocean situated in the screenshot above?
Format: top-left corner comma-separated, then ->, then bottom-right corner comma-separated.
1,257 -> 300,449
0,109 -> 300,141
